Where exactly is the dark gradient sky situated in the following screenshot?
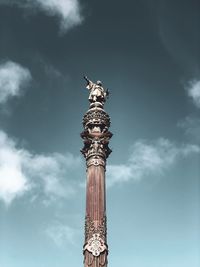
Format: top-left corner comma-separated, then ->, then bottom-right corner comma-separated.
0,1 -> 199,267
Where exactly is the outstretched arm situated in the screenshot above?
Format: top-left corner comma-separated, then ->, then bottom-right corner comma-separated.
84,76 -> 90,83
84,75 -> 94,90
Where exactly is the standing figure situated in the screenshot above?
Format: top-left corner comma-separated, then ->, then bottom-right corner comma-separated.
84,76 -> 109,103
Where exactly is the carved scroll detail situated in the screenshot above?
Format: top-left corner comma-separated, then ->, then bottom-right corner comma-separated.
84,215 -> 107,242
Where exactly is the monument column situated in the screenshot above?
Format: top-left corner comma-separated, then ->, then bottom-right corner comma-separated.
81,77 -> 112,267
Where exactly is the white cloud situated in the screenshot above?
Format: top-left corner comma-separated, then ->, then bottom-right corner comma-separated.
0,131 -> 29,205
0,130 -> 82,206
185,80 -> 200,108
45,221 -> 80,247
0,61 -> 31,104
107,138 -> 200,187
0,0 -> 83,32
34,0 -> 82,32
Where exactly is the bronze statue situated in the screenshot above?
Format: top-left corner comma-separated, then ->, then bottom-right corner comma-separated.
84,76 -> 109,104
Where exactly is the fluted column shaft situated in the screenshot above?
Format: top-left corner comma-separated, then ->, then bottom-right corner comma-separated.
84,165 -> 107,267
86,165 -> 106,219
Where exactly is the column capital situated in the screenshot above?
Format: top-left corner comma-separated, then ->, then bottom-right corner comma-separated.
81,106 -> 112,168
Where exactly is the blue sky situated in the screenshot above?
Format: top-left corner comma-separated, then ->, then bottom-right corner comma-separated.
0,1 -> 199,267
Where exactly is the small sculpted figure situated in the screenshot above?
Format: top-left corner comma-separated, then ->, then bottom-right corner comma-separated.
84,76 -> 109,103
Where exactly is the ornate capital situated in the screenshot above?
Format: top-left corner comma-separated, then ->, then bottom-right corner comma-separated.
81,106 -> 112,168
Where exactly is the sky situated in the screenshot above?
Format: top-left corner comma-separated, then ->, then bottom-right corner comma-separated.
0,0 -> 199,267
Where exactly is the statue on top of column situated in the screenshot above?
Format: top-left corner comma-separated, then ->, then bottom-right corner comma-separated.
84,76 -> 109,104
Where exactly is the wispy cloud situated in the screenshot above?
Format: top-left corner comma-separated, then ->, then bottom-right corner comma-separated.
0,61 -> 31,105
107,138 -> 200,187
0,0 -> 83,32
45,221 -> 80,247
185,79 -> 200,108
24,152 -> 81,201
179,79 -> 200,142
178,116 -> 200,143
0,130 -> 82,206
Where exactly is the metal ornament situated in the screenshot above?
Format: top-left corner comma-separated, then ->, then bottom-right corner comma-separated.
84,233 -> 107,256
